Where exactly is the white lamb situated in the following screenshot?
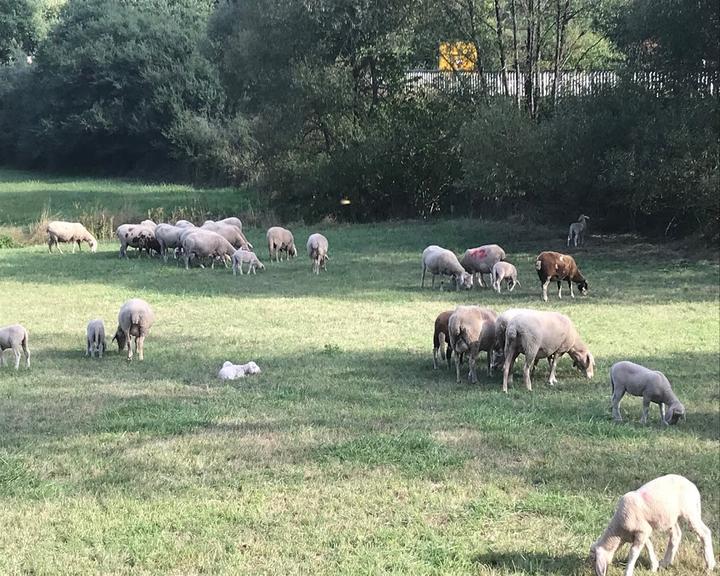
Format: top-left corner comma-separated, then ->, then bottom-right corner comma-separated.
491,261 -> 520,293
232,249 -> 265,275
590,474 -> 715,576
567,214 -> 589,247
85,319 -> 106,358
218,361 -> 261,380
0,324 -> 30,369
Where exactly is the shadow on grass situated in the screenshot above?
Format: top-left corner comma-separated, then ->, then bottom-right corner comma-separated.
472,550 -> 587,576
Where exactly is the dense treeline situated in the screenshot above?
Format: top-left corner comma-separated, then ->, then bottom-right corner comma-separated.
0,0 -> 717,239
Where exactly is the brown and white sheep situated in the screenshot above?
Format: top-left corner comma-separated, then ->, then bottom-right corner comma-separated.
535,251 -> 588,302
432,310 -> 455,370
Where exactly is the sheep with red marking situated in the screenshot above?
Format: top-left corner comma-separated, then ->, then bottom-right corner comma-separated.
460,244 -> 506,288
534,251 -> 588,302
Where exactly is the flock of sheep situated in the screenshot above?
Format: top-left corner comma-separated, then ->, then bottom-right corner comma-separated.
0,213 -> 715,576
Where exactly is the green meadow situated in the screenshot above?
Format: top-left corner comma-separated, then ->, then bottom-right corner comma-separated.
0,170 -> 718,575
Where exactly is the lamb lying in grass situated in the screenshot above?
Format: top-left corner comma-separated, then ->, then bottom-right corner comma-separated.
590,474 -> 715,576
218,361 -> 261,380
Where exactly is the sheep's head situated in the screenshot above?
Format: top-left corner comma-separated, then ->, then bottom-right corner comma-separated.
111,327 -> 127,351
589,543 -> 611,576
290,245 -> 298,258
571,350 -> 594,379
665,402 -> 686,425
88,237 -> 98,253
456,272 -> 473,290
490,347 -> 505,371
576,280 -> 589,295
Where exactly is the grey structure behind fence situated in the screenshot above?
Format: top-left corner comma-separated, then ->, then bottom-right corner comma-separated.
405,69 -> 717,97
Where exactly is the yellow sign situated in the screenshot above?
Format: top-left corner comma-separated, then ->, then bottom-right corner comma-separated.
439,42 -> 477,71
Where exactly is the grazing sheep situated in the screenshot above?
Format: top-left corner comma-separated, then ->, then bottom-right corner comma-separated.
567,214 -> 589,247
448,306 -> 497,384
201,221 -> 252,250
432,310 -> 455,370
610,361 -> 686,425
112,299 -> 154,361
535,251 -> 588,302
307,233 -> 329,274
154,223 -> 187,262
490,308 -> 537,371
85,319 -> 106,358
182,229 -> 236,270
218,361 -> 261,380
491,261 -> 520,293
590,474 -> 715,576
117,224 -> 158,258
217,217 -> 244,231
421,245 -> 473,291
502,310 -> 594,392
47,221 -> 97,254
460,244 -> 506,288
140,219 -> 157,231
175,219 -> 195,229
0,324 -> 30,369
232,248 -> 265,275
266,226 -> 298,262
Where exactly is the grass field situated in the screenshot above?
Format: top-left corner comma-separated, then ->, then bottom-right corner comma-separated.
0,170 -> 718,575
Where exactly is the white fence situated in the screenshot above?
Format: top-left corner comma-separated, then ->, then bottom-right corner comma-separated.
405,69 -> 718,97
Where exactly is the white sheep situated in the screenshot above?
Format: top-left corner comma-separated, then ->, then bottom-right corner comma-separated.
266,226 -> 297,262
502,310 -> 594,392
218,361 -> 261,380
217,217 -> 244,231
307,233 -> 329,274
448,306 -> 497,384
85,319 -> 106,358
47,221 -> 97,254
590,474 -> 716,576
154,223 -> 186,262
182,229 -> 236,270
491,261 -> 520,293
175,219 -> 195,229
112,299 -> 155,361
459,244 -> 506,288
610,361 -> 685,425
232,248 -> 265,275
201,221 -> 252,250
567,214 -> 589,247
0,324 -> 30,369
421,245 -> 473,290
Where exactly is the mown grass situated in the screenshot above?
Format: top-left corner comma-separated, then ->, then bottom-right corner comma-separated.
0,170 -> 718,575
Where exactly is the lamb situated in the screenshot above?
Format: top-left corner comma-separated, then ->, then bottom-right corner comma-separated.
610,361 -> 686,425
421,245 -> 473,291
182,229 -> 236,270
448,306 -> 498,384
567,214 -> 589,247
590,474 -> 715,576
266,226 -> 298,262
307,233 -> 329,274
47,221 -> 97,254
491,261 -> 520,293
154,223 -> 187,261
0,324 -> 30,369
432,310 -> 455,370
218,361 -> 261,380
85,319 -> 106,358
459,244 -> 506,288
232,248 -> 265,275
502,310 -> 594,392
112,299 -> 154,361
535,251 -> 588,302
201,221 -> 252,250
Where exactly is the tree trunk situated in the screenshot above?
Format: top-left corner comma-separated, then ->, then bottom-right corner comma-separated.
510,0 -> 521,108
493,0 -> 509,96
524,0 -> 535,115
551,0 -> 570,107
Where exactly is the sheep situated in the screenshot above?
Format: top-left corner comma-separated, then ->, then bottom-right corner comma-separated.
567,214 -> 589,247
610,361 -> 686,425
218,361 -> 261,380
117,224 -> 158,258
47,221 -> 97,254
535,251 -> 588,302
112,299 -> 154,361
154,223 -> 187,262
448,306 -> 497,384
0,324 -> 30,369
491,261 -> 520,293
590,474 -> 715,576
432,310 -> 455,370
85,319 -> 106,358
175,219 -> 195,229
266,226 -> 298,262
182,229 -> 236,270
140,219 -> 157,231
307,233 -> 329,274
201,221 -> 253,250
217,217 -> 243,231
490,308 -> 537,371
459,244 -> 506,288
232,248 -> 265,275
502,310 -> 594,392
421,245 -> 473,291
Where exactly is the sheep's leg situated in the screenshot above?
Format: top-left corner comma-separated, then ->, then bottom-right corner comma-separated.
446,347 -> 453,370
454,350 -> 462,384
56,241 -> 64,254
660,524 -> 682,568
137,336 -> 144,361
431,273 -> 435,289
557,281 -> 562,299
486,350 -> 492,377
421,266 -> 426,288
468,353 -> 478,384
86,340 -> 91,357
658,403 -> 665,424
0,350 -> 4,367
624,533 -> 650,576
643,538 -> 659,572
569,281 -> 575,299
611,389 -> 625,421
542,279 -> 550,302
502,349 -> 519,393
685,506 -> 716,571
547,356 -> 559,385
522,355 -> 534,391
13,348 -> 21,370
433,346 -> 439,370
640,396 -> 651,424
77,240 -> 82,253
126,338 -> 133,361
